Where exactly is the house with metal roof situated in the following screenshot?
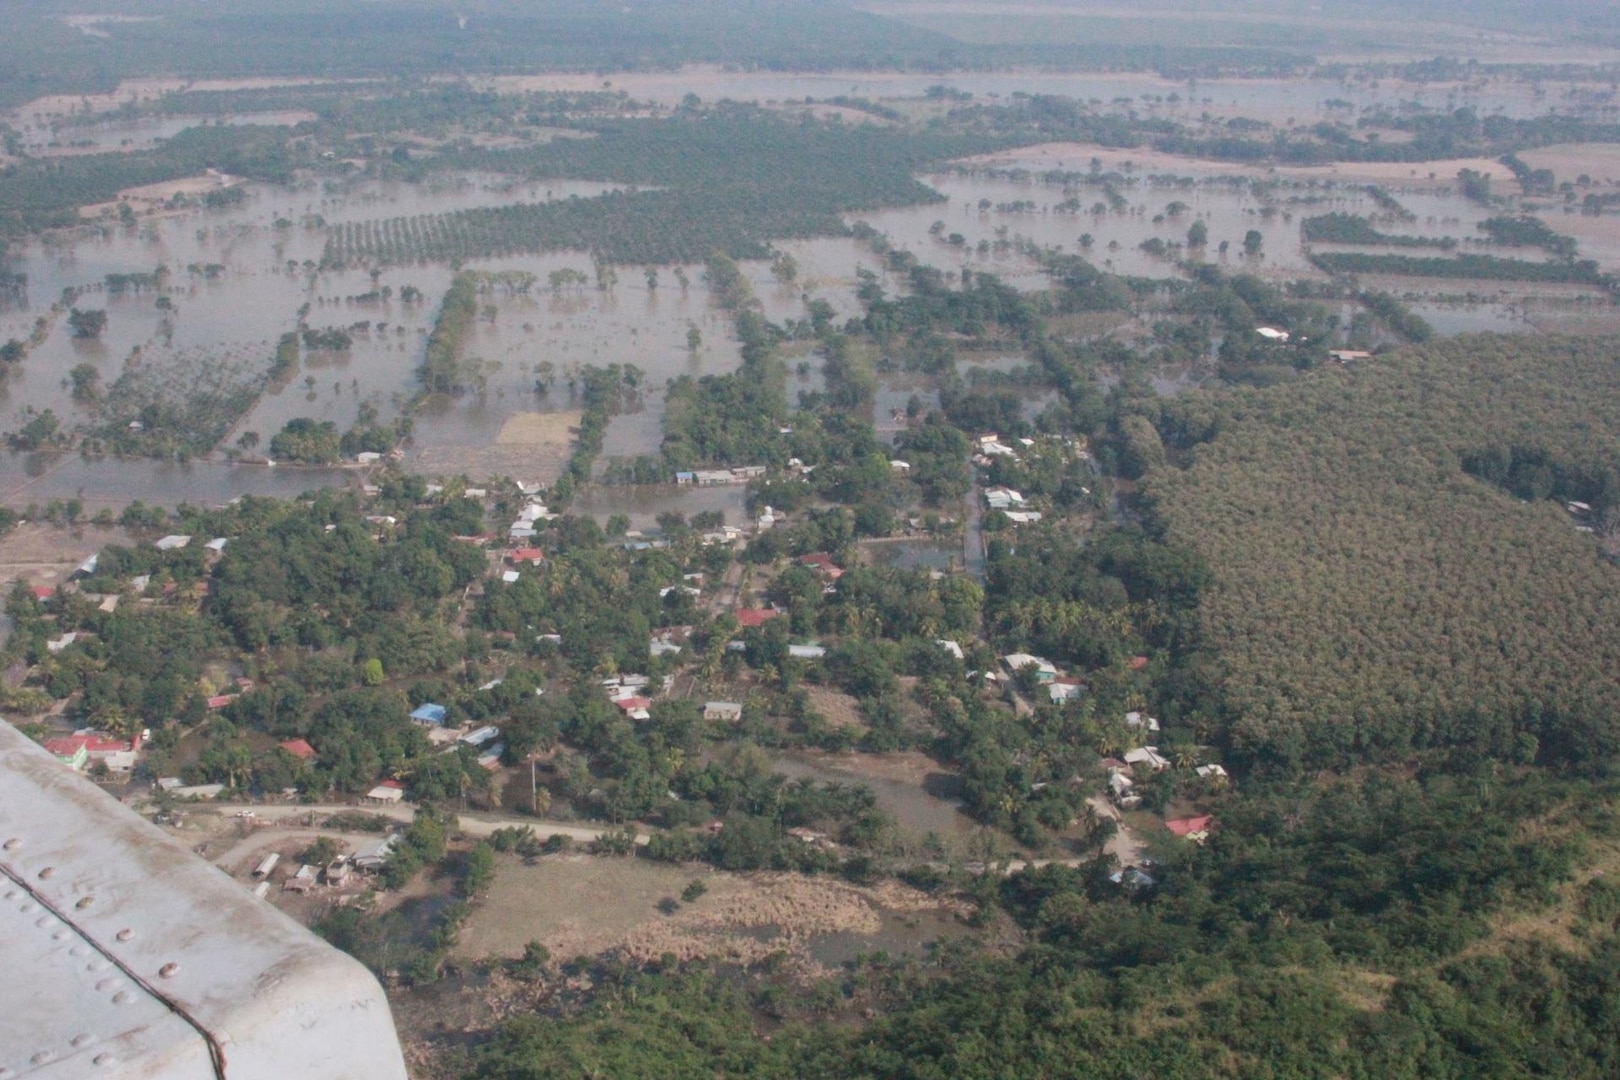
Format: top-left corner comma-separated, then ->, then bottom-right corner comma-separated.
409,703 -> 448,726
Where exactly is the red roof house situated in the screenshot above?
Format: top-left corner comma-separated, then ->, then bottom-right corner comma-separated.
733,607 -> 779,628
279,738 -> 317,761
1165,815 -> 1215,839
30,586 -> 56,600
612,696 -> 652,712
43,737 -> 88,756
506,548 -> 546,565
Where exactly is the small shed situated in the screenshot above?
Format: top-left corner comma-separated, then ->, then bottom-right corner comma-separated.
703,701 -> 744,722
460,725 -> 501,748
352,836 -> 397,871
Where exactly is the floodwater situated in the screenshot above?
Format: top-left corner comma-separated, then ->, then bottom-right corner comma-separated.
868,539 -> 960,572
569,483 -> 749,530
851,170 -> 1326,286
0,452 -> 350,512
13,112 -> 318,156
807,906 -> 970,968
769,751 -> 975,838
481,68 -> 1610,125
0,82 -> 1598,510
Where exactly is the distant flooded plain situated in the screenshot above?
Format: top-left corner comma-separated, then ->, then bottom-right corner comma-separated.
0,107 -> 1603,511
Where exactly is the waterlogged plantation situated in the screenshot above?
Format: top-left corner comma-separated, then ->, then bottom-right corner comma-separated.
0,75 -> 1618,512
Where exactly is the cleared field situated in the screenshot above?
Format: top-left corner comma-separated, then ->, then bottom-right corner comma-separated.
495,409 -> 582,449
455,854 -> 956,973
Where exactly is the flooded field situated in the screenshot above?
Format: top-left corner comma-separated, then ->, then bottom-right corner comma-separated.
477,68 -> 1617,125
14,112 -> 318,157
0,74 -> 1611,511
769,750 -> 975,838
867,538 -> 962,572
570,482 -> 749,530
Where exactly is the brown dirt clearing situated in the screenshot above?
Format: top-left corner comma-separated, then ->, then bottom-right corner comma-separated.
408,410 -> 580,484
455,854 -> 961,974
804,685 -> 867,731
0,523 -> 130,599
495,409 -> 582,449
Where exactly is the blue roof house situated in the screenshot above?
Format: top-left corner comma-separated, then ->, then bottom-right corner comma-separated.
409,703 -> 448,726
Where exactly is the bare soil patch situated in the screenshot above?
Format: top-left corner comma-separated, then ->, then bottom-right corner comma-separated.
408,409 -> 581,484
0,523 -> 129,601
495,409 -> 582,449
79,173 -> 248,218
10,78 -> 342,127
804,685 -> 867,731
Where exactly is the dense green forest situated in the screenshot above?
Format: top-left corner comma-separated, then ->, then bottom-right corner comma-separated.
1302,212 -> 1454,249
460,768 -> 1620,1079
1143,335 -> 1620,770
1310,251 -> 1611,286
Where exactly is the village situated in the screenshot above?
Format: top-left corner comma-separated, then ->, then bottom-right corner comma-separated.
3,417 -> 1226,955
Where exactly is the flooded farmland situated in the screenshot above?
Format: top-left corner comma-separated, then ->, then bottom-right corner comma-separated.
769,750 -> 976,839
0,79 -> 1609,511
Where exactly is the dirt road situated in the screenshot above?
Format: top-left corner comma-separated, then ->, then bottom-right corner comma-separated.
208,803 -> 650,847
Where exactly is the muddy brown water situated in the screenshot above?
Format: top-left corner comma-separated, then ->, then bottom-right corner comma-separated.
769,751 -> 975,838
0,98 -> 1591,510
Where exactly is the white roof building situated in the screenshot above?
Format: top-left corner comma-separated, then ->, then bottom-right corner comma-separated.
1123,746 -> 1171,772
1048,678 -> 1086,704
1125,711 -> 1161,733
155,535 -> 192,551
1002,653 -> 1058,680
352,836 -> 398,870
